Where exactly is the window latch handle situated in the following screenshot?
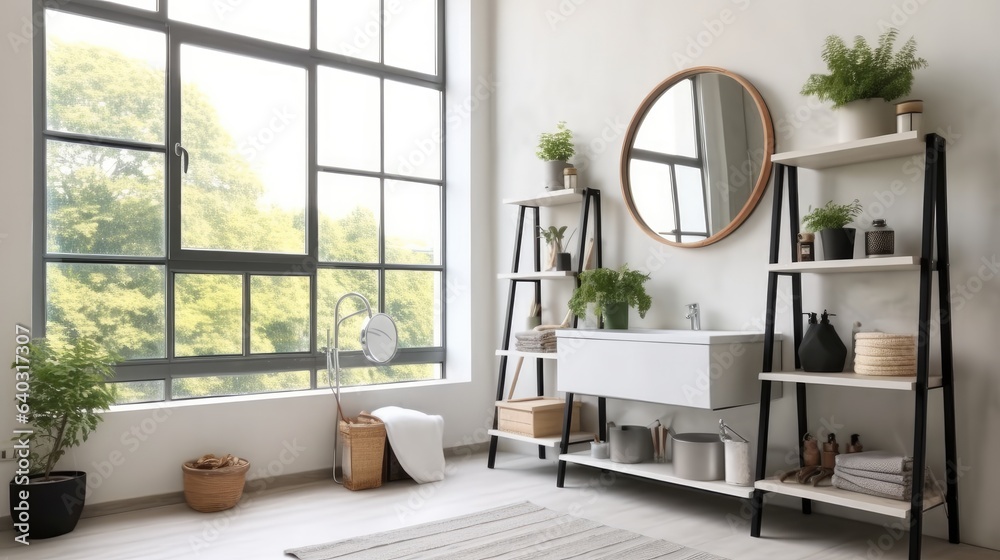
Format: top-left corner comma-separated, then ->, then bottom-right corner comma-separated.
174,143 -> 189,173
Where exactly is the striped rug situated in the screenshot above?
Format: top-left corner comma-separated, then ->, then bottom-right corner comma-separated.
285,502 -> 729,559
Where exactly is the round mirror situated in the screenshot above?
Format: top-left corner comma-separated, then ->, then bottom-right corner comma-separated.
621,67 -> 774,247
360,313 -> 398,364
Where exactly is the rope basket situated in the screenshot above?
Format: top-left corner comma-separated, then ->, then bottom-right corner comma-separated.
339,414 -> 386,491
182,456 -> 250,512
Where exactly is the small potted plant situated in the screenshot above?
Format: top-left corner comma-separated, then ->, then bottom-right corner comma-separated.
10,337 -> 118,540
800,28 -> 927,142
568,265 -> 652,329
538,225 -> 574,271
536,121 -> 575,190
802,199 -> 864,260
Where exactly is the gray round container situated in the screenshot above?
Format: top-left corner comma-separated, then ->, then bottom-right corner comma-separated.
671,432 -> 724,481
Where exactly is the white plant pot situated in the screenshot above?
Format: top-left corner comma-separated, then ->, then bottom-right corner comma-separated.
543,160 -> 570,190
837,98 -> 895,143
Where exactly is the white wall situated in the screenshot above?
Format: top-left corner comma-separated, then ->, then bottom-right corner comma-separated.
0,0 -> 498,505
491,0 -> 1000,551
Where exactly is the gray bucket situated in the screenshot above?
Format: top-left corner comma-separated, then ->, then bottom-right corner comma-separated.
608,425 -> 653,464
671,432 -> 724,480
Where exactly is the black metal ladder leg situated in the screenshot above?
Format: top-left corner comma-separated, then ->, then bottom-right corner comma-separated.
556,392 -> 575,488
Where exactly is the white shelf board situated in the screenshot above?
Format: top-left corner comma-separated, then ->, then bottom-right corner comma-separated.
497,270 -> 576,280
496,349 -> 558,360
755,477 -> 944,519
489,429 -> 594,447
560,451 -> 754,499
771,131 -> 923,169
503,190 -> 582,207
760,371 -> 942,391
768,256 -> 920,274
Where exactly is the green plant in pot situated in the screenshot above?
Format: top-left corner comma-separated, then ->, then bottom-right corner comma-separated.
10,337 -> 118,540
800,28 -> 927,142
802,199 -> 863,260
568,265 -> 652,329
536,121 -> 575,190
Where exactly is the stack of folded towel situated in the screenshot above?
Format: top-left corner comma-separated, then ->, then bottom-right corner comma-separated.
832,451 -> 930,501
514,330 -> 557,353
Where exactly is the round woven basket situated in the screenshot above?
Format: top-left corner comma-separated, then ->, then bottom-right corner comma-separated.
182,458 -> 250,513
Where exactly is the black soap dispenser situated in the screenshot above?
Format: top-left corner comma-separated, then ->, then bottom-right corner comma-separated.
798,310 -> 847,372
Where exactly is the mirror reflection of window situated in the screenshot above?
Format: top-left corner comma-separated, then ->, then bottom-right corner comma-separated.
633,78 -> 698,158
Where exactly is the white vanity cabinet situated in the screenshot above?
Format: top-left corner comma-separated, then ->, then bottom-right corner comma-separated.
556,328 -> 778,410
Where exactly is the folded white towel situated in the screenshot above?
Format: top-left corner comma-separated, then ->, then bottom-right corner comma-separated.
835,465 -> 909,485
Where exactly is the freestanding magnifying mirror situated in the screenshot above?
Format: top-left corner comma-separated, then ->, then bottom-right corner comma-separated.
327,292 -> 399,484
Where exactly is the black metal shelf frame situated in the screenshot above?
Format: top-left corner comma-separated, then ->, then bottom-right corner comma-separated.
749,134 -> 960,560
487,189 -> 603,468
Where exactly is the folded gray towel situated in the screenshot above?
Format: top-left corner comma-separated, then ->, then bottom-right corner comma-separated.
835,451 -> 912,474
832,474 -> 908,500
514,330 -> 557,341
835,465 -> 909,485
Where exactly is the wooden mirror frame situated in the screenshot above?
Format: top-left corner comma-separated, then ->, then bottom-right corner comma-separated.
620,66 -> 775,248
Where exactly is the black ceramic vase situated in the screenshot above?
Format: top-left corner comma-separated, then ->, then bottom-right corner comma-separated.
819,228 -> 856,260
10,471 -> 87,540
798,311 -> 847,372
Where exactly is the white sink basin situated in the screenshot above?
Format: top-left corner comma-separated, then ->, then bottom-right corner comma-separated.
556,328 -> 780,409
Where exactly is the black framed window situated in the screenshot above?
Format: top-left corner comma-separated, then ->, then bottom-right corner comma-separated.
35,0 -> 446,403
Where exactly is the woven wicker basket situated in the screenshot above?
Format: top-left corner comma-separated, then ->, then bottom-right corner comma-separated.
339,414 -> 386,491
182,458 -> 250,512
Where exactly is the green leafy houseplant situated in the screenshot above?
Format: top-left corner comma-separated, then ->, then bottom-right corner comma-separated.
538,225 -> 568,245
802,199 -> 863,232
535,121 -> 575,162
568,265 -> 652,323
14,338 -> 119,480
800,28 -> 928,107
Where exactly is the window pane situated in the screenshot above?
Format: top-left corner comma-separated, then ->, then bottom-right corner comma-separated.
318,174 -> 380,263
385,270 -> 440,348
173,371 -> 310,399
100,0 -> 158,10
181,46 -> 307,254
250,276 -> 310,354
169,0 -> 309,48
112,380 -> 165,404
384,0 -> 437,75
175,274 -> 243,357
317,0 -> 380,62
629,160 -> 675,235
46,263 -> 165,360
317,269 -> 379,352
676,165 -> 707,234
384,180 -> 440,265
384,81 -> 441,180
46,11 -> 165,143
318,67 -> 381,172
46,141 -> 164,257
320,363 -> 441,387
634,78 -> 697,158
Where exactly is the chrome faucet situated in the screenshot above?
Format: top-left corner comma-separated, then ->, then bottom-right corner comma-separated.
685,303 -> 701,331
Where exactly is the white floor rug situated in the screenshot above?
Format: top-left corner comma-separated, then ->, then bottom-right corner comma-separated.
285,501 -> 730,559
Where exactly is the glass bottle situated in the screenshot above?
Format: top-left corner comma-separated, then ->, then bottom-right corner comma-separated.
865,219 -> 894,257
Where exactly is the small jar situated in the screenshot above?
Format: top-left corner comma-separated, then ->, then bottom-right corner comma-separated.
896,100 -> 923,134
797,232 -> 815,262
865,219 -> 895,257
563,166 -> 578,192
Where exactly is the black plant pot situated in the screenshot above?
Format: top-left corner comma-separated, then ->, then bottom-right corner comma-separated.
819,228 -> 856,260
10,471 -> 87,540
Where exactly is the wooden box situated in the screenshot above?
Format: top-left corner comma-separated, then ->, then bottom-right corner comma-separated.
495,397 -> 581,437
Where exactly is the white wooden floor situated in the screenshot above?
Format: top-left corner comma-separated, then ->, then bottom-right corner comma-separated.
0,449 -> 995,560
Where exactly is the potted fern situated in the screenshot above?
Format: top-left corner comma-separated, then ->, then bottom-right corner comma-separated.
801,28 -> 927,142
536,121 -> 575,190
10,337 -> 118,540
568,265 -> 652,329
802,199 -> 864,260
